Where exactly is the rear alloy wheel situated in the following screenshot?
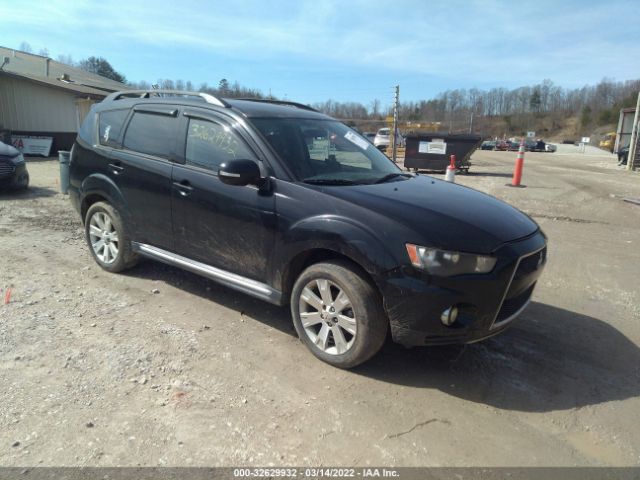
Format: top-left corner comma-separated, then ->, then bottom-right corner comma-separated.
84,202 -> 138,273
89,211 -> 119,265
291,260 -> 388,368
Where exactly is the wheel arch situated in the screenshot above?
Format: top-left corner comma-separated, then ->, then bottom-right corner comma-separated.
81,193 -> 109,223
280,247 -> 382,306
79,174 -> 130,226
273,216 -> 398,305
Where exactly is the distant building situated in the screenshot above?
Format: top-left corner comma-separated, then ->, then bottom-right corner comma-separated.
0,46 -> 126,151
615,107 -> 639,171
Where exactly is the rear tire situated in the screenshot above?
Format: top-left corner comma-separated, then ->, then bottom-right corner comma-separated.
291,260 -> 388,368
84,202 -> 138,273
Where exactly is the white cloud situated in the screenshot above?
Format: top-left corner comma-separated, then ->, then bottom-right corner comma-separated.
1,0 -> 638,87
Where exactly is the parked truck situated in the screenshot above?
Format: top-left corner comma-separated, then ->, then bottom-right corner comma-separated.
599,131 -> 616,152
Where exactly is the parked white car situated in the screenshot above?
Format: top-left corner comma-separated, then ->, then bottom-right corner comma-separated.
373,128 -> 404,151
545,143 -> 557,152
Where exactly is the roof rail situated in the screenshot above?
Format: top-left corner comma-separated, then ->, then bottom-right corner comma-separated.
236,98 -> 318,112
103,89 -> 230,108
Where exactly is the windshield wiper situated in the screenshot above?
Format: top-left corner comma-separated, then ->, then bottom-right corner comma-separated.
373,173 -> 413,184
303,178 -> 358,185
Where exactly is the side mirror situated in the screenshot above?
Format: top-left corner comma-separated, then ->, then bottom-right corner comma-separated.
218,159 -> 261,186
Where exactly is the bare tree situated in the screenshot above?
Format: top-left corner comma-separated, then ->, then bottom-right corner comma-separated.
160,79 -> 175,90
57,54 -> 74,66
370,99 -> 381,118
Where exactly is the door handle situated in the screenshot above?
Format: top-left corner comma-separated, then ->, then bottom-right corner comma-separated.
173,180 -> 194,196
108,162 -> 124,174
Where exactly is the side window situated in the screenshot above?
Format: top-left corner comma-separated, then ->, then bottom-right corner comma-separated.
123,112 -> 176,158
98,109 -> 129,147
185,118 -> 255,172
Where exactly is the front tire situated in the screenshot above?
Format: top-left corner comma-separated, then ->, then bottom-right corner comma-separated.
84,202 -> 138,273
291,260 -> 388,368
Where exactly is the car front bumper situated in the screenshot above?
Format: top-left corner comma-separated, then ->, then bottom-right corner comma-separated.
379,230 -> 547,346
0,162 -> 29,189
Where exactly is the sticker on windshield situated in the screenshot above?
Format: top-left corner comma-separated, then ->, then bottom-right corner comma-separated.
344,131 -> 370,151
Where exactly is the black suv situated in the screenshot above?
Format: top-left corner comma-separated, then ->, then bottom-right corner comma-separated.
69,90 -> 547,368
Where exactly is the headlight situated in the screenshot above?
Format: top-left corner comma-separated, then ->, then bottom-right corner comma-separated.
406,243 -> 496,276
12,154 -> 25,165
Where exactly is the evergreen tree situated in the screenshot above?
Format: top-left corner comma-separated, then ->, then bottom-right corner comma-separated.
78,56 -> 126,83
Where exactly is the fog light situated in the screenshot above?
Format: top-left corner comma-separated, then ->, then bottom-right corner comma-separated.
440,306 -> 459,326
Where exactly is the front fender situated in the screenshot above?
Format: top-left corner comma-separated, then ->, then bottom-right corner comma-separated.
270,214 -> 398,293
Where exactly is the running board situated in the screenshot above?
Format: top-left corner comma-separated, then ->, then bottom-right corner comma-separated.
132,242 -> 282,305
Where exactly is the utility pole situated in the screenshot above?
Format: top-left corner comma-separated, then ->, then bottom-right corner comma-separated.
392,84 -> 399,163
627,91 -> 640,171
469,112 -> 474,134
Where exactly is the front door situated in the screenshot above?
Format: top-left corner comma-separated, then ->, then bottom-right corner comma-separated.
171,113 -> 276,282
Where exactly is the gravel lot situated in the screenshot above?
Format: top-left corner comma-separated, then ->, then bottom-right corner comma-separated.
1,147 -> 639,467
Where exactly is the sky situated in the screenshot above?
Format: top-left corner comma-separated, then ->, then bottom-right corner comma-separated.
1,0 -> 639,108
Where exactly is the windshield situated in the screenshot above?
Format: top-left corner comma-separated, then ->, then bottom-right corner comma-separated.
251,118 -> 404,184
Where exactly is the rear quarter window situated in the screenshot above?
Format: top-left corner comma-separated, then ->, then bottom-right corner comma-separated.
98,109 -> 130,147
78,109 -> 97,145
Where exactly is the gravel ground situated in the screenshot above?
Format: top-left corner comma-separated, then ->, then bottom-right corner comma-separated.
0,149 -> 639,467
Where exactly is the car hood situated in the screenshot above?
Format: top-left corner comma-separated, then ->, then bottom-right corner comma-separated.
324,175 -> 539,253
0,141 -> 20,158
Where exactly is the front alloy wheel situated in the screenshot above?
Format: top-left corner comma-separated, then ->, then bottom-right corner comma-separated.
291,260 -> 388,368
299,279 -> 357,355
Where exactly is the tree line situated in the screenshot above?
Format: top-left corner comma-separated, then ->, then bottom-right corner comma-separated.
128,77 -> 640,135
127,77 -> 268,100
313,78 -> 640,133
397,78 -> 640,130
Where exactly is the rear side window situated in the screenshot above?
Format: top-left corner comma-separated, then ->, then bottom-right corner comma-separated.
98,109 -> 129,147
185,118 -> 255,171
123,112 -> 176,158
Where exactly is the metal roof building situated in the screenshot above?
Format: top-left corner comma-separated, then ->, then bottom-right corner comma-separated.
0,46 -> 126,152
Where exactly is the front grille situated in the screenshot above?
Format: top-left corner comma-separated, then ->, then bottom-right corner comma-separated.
0,160 -> 15,177
495,284 -> 534,322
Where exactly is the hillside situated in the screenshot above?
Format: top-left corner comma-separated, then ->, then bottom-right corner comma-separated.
463,114 -> 616,144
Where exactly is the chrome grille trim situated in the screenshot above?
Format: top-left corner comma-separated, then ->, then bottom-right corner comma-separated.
489,245 -> 546,330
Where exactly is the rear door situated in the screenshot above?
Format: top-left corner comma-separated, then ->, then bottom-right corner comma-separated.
171,110 -> 276,282
111,104 -> 179,250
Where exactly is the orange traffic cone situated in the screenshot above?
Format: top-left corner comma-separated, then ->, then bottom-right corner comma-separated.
508,138 -> 526,187
445,154 -> 456,182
